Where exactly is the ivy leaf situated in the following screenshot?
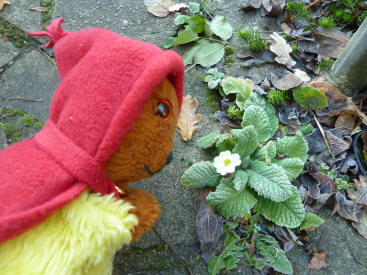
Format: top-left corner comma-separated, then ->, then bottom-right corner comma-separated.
174,14 -> 190,25
246,160 -> 293,202
209,16 -> 233,41
256,235 -> 293,274
197,133 -> 229,149
276,132 -> 308,162
272,157 -> 305,180
244,93 -> 278,139
189,1 -> 200,13
231,126 -> 258,158
233,169 -> 248,191
186,14 -> 206,33
183,39 -> 225,67
207,178 -> 257,218
172,27 -> 198,46
242,105 -> 271,143
300,213 -> 324,230
181,161 -> 221,188
257,186 -> 306,228
293,86 -> 328,109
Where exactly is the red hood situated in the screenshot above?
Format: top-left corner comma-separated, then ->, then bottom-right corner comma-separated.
0,18 -> 184,243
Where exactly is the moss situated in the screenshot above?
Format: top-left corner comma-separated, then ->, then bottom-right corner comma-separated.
17,114 -> 44,130
0,20 -> 31,48
225,47 -> 234,55
146,261 -> 171,271
40,0 -> 56,22
204,89 -> 221,114
224,57 -> 234,64
0,123 -> 26,142
1,107 -> 24,117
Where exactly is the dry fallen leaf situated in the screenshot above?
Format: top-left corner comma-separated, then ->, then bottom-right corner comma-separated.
262,0 -> 285,17
196,189 -> 224,263
168,3 -> 188,12
348,176 -> 367,206
177,95 -> 203,141
29,7 -> 48,12
352,208 -> 367,240
271,69 -> 302,90
311,81 -> 367,125
333,192 -> 359,222
144,0 -> 174,17
335,114 -> 356,132
308,250 -> 328,270
270,32 -> 296,69
313,27 -> 350,59
0,0 -> 11,11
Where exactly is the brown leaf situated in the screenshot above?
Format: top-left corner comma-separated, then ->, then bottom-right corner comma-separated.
281,23 -> 292,34
348,176 -> 367,206
335,114 -> 356,133
168,3 -> 188,12
313,27 -> 350,59
29,7 -> 48,12
144,0 -> 174,17
177,95 -> 203,141
241,0 -> 262,11
312,81 -> 367,125
308,250 -> 328,270
325,130 -> 351,156
0,0 -> 11,10
271,69 -> 302,90
333,192 -> 359,222
262,0 -> 285,17
285,120 -> 300,135
196,190 -> 224,263
352,208 -> 367,240
270,32 -> 296,68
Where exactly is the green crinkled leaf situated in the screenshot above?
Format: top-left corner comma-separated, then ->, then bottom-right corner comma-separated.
183,39 -> 225,67
233,169 -> 248,191
181,161 -> 220,188
174,14 -> 190,25
256,235 -> 293,274
221,77 -> 254,111
300,213 -> 324,230
209,15 -> 233,41
246,160 -> 293,202
207,178 -> 257,218
257,186 -> 306,228
265,140 -> 276,159
197,133 -> 229,149
231,126 -> 258,158
215,136 -> 236,153
252,147 -> 267,161
240,156 -> 251,169
276,133 -> 308,162
186,14 -> 206,33
300,123 -> 314,136
272,157 -> 305,180
293,85 -> 328,109
242,105 -> 271,143
244,93 -> 278,139
189,1 -> 200,13
173,27 -> 198,46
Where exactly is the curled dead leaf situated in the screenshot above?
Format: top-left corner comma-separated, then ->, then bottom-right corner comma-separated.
348,176 -> 367,206
313,27 -> 350,59
168,3 -> 188,12
144,0 -> 174,17
271,69 -> 302,90
177,95 -> 203,141
241,0 -> 262,12
270,32 -> 296,69
333,192 -> 359,222
308,250 -> 328,270
0,0 -> 11,10
352,209 -> 367,240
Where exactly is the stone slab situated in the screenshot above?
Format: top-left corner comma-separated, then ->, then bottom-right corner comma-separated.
0,0 -> 41,34
0,129 -> 7,150
0,40 -> 20,68
0,50 -> 59,121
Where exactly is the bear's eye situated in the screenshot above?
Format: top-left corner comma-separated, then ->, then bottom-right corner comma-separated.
156,100 -> 172,120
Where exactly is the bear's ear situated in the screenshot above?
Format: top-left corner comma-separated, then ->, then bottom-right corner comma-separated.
29,18 -> 67,48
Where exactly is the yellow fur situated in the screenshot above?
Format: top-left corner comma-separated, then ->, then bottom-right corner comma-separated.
0,190 -> 138,275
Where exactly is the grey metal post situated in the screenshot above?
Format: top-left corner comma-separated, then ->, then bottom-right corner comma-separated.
331,19 -> 367,96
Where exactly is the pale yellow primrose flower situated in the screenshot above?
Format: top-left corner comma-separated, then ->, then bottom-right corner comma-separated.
213,150 -> 241,176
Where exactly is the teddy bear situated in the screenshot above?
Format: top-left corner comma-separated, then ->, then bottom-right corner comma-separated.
0,18 -> 184,275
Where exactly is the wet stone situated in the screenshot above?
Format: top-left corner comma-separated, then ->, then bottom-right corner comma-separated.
0,51 -> 59,121
0,40 -> 20,68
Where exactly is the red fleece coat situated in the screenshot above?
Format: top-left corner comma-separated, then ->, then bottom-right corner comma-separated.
0,18 -> 184,243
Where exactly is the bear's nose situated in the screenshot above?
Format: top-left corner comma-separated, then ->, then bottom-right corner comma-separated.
166,152 -> 173,165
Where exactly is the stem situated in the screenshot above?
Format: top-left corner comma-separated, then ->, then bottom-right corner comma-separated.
200,37 -> 243,48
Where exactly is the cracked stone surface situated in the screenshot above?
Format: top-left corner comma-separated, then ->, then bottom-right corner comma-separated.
0,50 -> 59,121
0,40 -> 20,68
0,0 -> 41,34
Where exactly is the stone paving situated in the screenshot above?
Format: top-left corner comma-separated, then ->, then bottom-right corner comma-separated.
1,1 -> 367,274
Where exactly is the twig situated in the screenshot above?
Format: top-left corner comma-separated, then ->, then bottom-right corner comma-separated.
317,230 -> 327,251
310,109 -> 335,159
262,31 -> 315,41
8,98 -> 43,102
345,236 -> 367,269
200,37 -> 243,48
185,63 -> 197,73
308,0 -> 321,7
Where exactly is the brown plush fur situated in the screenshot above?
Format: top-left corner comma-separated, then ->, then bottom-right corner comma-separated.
104,79 -> 179,241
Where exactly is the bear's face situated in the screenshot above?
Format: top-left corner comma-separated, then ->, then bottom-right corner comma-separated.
104,79 -> 179,188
